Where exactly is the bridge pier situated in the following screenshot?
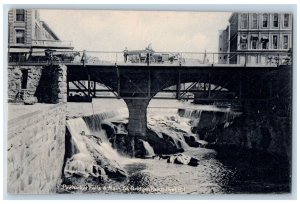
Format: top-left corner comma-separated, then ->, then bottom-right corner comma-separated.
125,98 -> 150,138
124,98 -> 150,156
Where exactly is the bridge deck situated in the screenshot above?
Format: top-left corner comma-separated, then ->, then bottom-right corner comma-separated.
8,61 -> 281,69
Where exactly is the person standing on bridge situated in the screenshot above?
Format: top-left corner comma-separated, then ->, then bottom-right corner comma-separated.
123,47 -> 128,63
81,50 -> 87,67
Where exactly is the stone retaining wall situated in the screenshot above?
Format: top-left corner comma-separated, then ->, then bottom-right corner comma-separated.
7,103 -> 66,194
8,64 -> 67,104
8,65 -> 43,103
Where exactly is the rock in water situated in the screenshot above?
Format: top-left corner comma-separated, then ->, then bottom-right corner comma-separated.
64,153 -> 107,179
188,157 -> 200,167
183,135 -> 200,147
166,153 -> 199,166
174,154 -> 191,165
167,155 -> 176,163
103,165 -> 128,182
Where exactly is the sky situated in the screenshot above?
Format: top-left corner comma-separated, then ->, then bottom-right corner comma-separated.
39,10 -> 231,52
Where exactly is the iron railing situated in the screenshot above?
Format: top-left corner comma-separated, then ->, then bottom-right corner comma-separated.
8,50 -> 292,67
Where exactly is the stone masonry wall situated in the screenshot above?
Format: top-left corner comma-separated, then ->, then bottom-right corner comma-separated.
8,66 -> 43,103
57,64 -> 67,103
8,64 -> 67,104
7,104 -> 66,194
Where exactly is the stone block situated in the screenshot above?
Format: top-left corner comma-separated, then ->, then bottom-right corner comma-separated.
7,104 -> 66,194
24,96 -> 38,105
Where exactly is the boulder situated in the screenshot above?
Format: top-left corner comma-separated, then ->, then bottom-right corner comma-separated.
146,128 -> 184,155
188,157 -> 200,167
167,155 -> 175,163
174,154 -> 191,165
184,135 -> 200,147
64,153 -> 107,180
166,153 -> 199,166
103,165 -> 128,182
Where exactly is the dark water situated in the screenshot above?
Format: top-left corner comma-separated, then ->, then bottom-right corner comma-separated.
63,147 -> 289,195
114,147 -> 290,194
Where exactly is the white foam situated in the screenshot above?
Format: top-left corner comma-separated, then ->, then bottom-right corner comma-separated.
142,140 -> 155,156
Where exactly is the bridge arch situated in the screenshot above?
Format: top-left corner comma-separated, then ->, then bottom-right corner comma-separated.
153,82 -> 233,101
67,64 -> 282,156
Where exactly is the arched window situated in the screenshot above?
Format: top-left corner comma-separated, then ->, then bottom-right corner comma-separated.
261,36 -> 269,49
241,14 -> 248,29
273,13 -> 279,27
16,9 -> 25,21
284,14 -> 289,27
252,14 -> 258,29
263,14 -> 269,28
272,35 -> 278,49
15,29 -> 25,44
283,35 -> 289,49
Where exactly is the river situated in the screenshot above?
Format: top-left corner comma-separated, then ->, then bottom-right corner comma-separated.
60,99 -> 290,194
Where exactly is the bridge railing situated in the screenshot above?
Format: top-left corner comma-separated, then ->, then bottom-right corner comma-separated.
8,50 -> 291,67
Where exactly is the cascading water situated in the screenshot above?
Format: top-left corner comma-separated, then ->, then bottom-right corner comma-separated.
60,100 -> 288,194
64,116 -> 128,182
64,106 -> 203,183
141,140 -> 155,157
64,118 -> 99,178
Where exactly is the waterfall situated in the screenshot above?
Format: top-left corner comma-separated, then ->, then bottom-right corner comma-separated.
64,118 -> 97,178
64,115 -> 126,179
178,108 -> 202,119
67,116 -> 124,163
82,108 -> 128,132
183,109 -> 193,118
66,118 -> 92,155
142,140 -> 155,156
64,105 -> 242,180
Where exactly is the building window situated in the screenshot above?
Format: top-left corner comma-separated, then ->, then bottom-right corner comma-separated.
284,14 -> 289,27
272,35 -> 278,49
273,14 -> 279,27
21,69 -> 28,89
261,36 -> 269,49
251,35 -> 258,49
283,35 -> 289,49
252,14 -> 258,29
16,9 -> 25,21
240,34 -> 248,50
241,44 -> 247,50
263,14 -> 269,28
241,14 -> 248,29
15,29 -> 25,44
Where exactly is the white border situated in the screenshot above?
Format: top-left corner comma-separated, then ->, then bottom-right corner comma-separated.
1,0 -> 299,202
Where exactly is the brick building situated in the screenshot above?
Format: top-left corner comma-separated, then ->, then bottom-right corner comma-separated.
7,9 -> 71,103
8,9 -> 74,62
218,12 -> 292,65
